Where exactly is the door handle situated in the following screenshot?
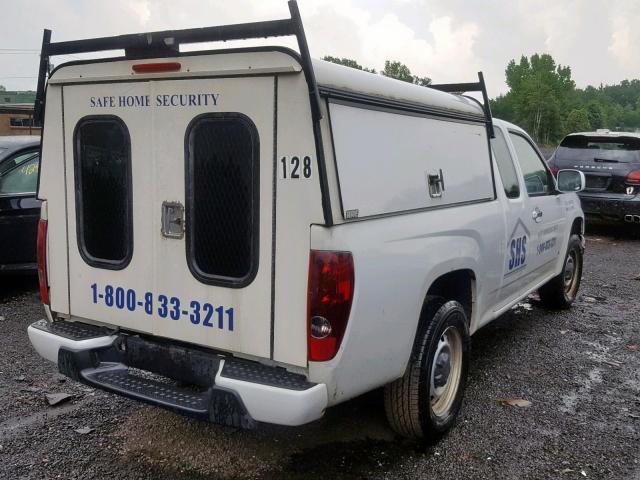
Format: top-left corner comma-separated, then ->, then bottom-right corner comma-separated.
161,201 -> 185,239
532,207 -> 543,223
426,169 -> 445,198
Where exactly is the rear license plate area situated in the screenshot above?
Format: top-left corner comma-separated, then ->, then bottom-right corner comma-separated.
585,174 -> 611,191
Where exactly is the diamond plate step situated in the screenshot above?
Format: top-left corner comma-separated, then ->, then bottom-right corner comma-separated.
82,365 -> 209,414
30,319 -> 113,340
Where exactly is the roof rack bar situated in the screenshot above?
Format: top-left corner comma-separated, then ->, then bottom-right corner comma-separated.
46,19 -> 296,56
33,0 -> 333,226
477,72 -> 494,138
34,29 -> 51,126
428,81 -> 481,93
33,1 -> 324,124
288,0 -> 321,121
430,72 -> 494,138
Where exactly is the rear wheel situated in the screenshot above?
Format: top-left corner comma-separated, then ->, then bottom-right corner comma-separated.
384,297 -> 470,441
538,234 -> 583,309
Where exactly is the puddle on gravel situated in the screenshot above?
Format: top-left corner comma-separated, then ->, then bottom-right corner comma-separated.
114,391 -> 409,479
560,368 -> 603,415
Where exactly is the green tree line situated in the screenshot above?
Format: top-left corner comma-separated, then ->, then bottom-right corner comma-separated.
491,53 -> 640,144
323,53 -> 640,145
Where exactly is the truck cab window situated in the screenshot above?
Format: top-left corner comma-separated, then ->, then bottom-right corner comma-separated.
509,133 -> 553,196
491,129 -> 520,199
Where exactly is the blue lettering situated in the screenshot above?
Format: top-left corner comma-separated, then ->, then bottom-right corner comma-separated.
94,93 -> 217,108
509,239 -> 516,270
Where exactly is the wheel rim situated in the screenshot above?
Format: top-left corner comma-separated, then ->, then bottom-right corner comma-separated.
563,249 -> 579,297
430,325 -> 463,418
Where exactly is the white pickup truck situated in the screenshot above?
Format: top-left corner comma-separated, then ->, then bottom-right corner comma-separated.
28,1 -> 586,441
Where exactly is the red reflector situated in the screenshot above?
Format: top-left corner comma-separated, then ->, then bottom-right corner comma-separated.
307,250 -> 354,362
549,165 -> 559,176
132,62 -> 181,73
37,219 -> 49,305
626,170 -> 640,185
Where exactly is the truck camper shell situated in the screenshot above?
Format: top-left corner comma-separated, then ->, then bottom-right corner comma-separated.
34,1 -> 496,225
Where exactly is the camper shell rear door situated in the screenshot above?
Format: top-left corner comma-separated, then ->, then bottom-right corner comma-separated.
53,53 -> 316,367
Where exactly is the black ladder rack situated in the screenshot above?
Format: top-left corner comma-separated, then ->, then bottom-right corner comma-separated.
33,1 -> 495,225
33,0 -> 320,125
430,71 -> 495,138
33,0 -> 335,226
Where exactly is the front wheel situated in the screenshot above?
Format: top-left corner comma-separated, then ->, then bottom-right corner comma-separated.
384,297 -> 470,441
538,234 -> 584,309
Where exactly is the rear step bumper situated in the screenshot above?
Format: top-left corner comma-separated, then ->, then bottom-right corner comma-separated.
27,320 -> 327,427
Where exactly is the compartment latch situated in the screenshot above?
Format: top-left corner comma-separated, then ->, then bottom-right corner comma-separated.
426,169 -> 445,198
161,201 -> 185,239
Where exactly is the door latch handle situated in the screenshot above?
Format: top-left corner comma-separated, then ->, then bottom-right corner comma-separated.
532,207 -> 543,223
427,169 -> 445,198
161,201 -> 185,239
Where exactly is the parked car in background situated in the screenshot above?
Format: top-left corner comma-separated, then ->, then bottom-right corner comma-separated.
548,130 -> 640,224
0,136 -> 41,273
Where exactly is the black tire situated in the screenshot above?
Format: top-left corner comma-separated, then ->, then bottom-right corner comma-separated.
384,296 -> 470,441
538,234 -> 583,309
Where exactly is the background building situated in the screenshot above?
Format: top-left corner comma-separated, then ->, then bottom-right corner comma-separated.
0,90 -> 39,136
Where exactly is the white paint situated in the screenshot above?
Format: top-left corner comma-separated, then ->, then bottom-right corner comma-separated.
28,324 -> 117,363
215,361 -> 328,425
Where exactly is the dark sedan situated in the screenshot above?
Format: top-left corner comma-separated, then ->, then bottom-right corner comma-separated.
0,136 -> 41,273
548,131 -> 640,224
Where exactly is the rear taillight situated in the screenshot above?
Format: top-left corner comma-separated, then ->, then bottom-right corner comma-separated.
626,171 -> 640,185
549,165 -> 559,176
307,250 -> 354,362
37,219 -> 49,305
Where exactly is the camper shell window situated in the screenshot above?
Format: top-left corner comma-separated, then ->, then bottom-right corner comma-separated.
74,116 -> 133,270
185,113 -> 259,288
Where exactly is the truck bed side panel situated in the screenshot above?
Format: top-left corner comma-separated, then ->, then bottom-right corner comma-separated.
309,200 -> 505,404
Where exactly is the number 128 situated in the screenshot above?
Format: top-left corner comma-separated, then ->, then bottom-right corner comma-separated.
281,155 -> 312,179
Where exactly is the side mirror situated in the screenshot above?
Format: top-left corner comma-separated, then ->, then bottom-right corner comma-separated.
557,169 -> 585,193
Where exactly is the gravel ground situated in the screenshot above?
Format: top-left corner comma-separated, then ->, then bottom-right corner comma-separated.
0,224 -> 638,480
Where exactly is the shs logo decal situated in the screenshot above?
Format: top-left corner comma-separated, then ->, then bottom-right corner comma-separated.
505,219 -> 530,276
509,235 -> 527,271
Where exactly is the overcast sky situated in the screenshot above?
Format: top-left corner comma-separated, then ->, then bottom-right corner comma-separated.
1,0 -> 638,97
